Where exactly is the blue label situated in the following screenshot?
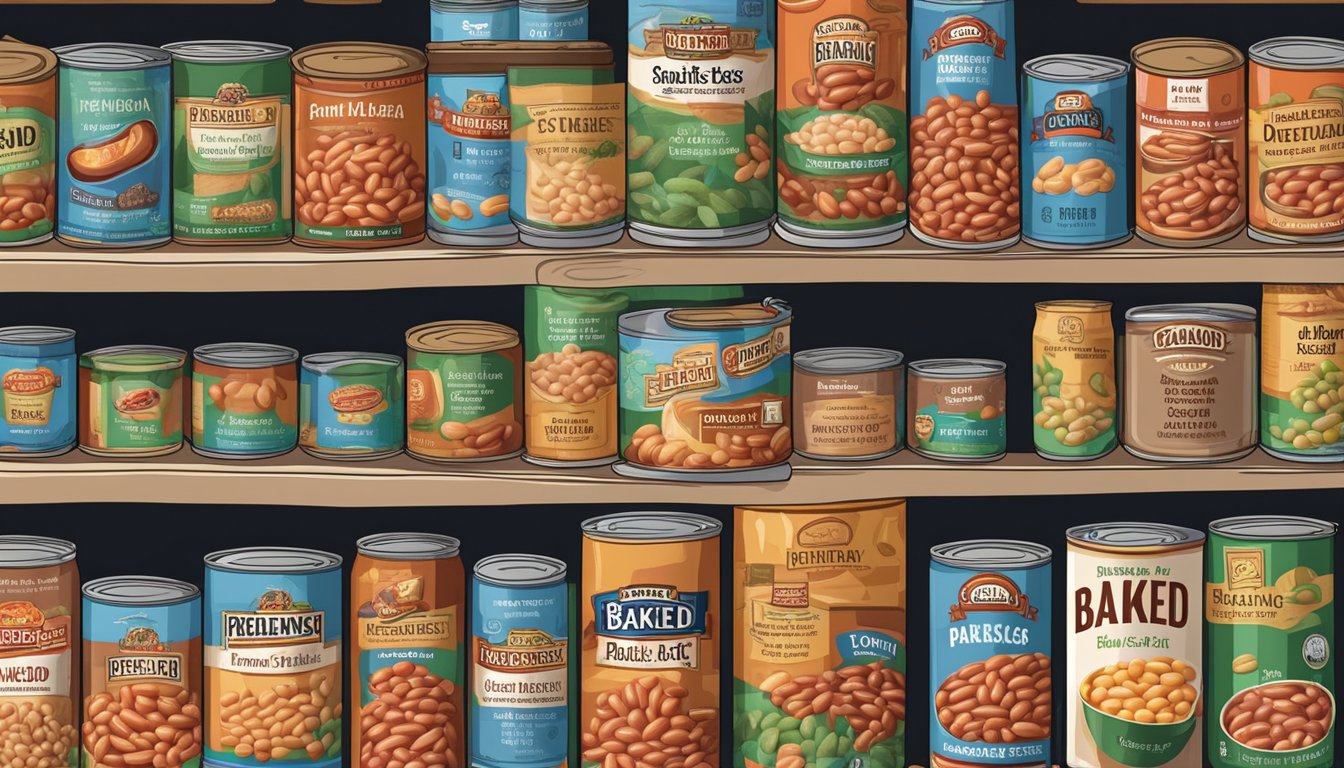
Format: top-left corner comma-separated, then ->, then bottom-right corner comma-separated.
299,365 -> 404,454
912,0 -> 1016,108
428,73 -> 513,235
837,630 -> 904,665
431,3 -> 520,41
520,5 -> 588,40
0,344 -> 76,453
593,587 -> 707,637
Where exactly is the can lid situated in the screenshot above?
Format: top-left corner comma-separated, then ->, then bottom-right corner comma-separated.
54,43 -> 171,70
0,41 -> 57,84
1130,37 -> 1244,77
427,40 -> 612,72
406,321 -> 518,354
0,535 -> 76,567
356,533 -> 461,560
1035,300 -> 1112,313
1209,515 -> 1337,541
82,345 -> 187,369
1023,54 -> 1130,82
1249,36 -> 1344,70
1067,522 -> 1205,552
194,342 -> 299,368
83,576 -> 199,606
0,326 -> 75,346
665,299 -> 791,330
581,511 -> 722,543
292,42 -> 426,80
163,40 -> 293,63
931,539 -> 1052,568
1124,303 -> 1256,323
794,347 -> 904,374
908,358 -> 1006,378
474,553 -> 567,586
205,547 -> 342,573
302,352 -> 402,374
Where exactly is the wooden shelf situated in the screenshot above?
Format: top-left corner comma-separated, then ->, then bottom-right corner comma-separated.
1,448 -> 1338,507
2,233 -> 1340,292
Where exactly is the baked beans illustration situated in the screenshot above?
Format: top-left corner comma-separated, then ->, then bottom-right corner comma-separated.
1260,284 -> 1344,462
0,41 -> 57,247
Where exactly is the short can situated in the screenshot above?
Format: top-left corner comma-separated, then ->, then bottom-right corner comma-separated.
775,0 -> 908,248
910,0 -> 1020,250
0,40 -> 57,246
1032,301 -> 1117,460
520,0 -> 587,41
733,500 -> 908,768
162,41 -> 292,245
1261,284 -> 1344,461
190,342 -> 299,459
82,576 -> 202,768
929,540 -> 1052,768
54,44 -> 171,249
0,325 -> 76,456
580,512 -> 722,768
1122,304 -> 1257,462
1066,523 -> 1204,768
406,320 -> 523,462
298,352 -> 404,460
1132,38 -> 1246,247
616,300 -> 793,481
430,0 -> 519,42
203,547 -> 343,768
627,0 -> 775,248
0,535 -> 79,768
291,43 -> 427,248
1022,55 -> 1131,249
471,554 -> 568,768
793,347 -> 904,461
1206,516 -> 1336,768
78,345 -> 187,457
907,358 -> 1006,462
352,533 -> 465,768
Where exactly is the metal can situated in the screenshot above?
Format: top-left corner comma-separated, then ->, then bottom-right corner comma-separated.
0,40 -> 57,247
352,533 -> 465,768
406,320 -> 523,462
54,44 -> 171,249
929,540 -> 1052,768
431,0 -> 520,42
1261,284 -> 1344,462
1206,516 -> 1336,768
1132,38 -> 1246,247
78,345 -> 187,457
204,547 -> 342,768
298,352 -> 404,460
190,343 -> 299,459
907,358 -> 1006,462
1066,523 -> 1204,768
792,347 -> 904,461
82,576 -> 202,768
1122,304 -> 1257,463
910,0 -> 1019,250
1032,301 -> 1116,460
471,554 -> 568,768
162,41 -> 292,245
0,325 -> 76,456
1021,55 -> 1130,249
519,0 -> 587,41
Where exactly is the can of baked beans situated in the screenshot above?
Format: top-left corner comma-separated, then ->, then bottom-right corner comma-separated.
929,540 -> 1052,768
191,343 -> 299,459
1066,523 -> 1204,768
0,325 -> 77,456
1260,284 -> 1344,462
430,0 -> 519,42
519,0 -> 587,41
79,345 -> 187,457
0,40 -> 57,247
298,352 -> 404,460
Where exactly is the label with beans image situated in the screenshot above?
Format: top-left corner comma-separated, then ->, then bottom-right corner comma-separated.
1206,516 -> 1336,768
82,577 -> 202,768
0,41 -> 57,246
406,321 -> 523,462
0,326 -> 77,456
910,0 -> 1019,250
776,0 -> 907,247
191,343 -> 299,459
298,352 -> 404,460
907,359 -> 1006,462
929,540 -> 1052,768
79,345 -> 186,457
734,500 -> 908,768
1032,302 -> 1116,460
1261,285 -> 1344,461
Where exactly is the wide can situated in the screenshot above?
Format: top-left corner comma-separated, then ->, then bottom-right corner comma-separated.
82,577 -> 202,768
1032,301 -> 1116,460
0,40 -> 57,246
406,320 -> 523,462
298,352 -> 404,460
733,500 -> 908,768
352,533 -> 465,768
0,325 -> 76,456
792,347 -> 904,460
1066,524 -> 1204,768
430,0 -> 520,42
78,345 -> 186,457
471,554 -> 569,768
191,343 -> 299,459
1206,516 -> 1336,768
907,359 -> 1006,462
1260,284 -> 1344,461
520,0 -> 587,41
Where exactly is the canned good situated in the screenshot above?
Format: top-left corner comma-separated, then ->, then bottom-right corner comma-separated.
471,554 -> 568,768
1261,284 -> 1344,461
1066,523 -> 1204,768
792,347 -> 904,461
617,300 -> 793,481
520,0 -> 587,41
907,358 -> 1006,462
291,43 -> 427,248
163,41 -> 292,245
775,0 -> 907,247
352,533 -> 465,768
1022,55 -> 1130,249
1132,38 -> 1246,247
930,540 -> 1052,768
910,0 -> 1019,250
1032,301 -> 1116,460
204,548 -> 342,768
1207,516 -> 1336,768
1122,304 -> 1257,462
78,345 -> 187,457
82,576 -> 202,768
406,320 -> 523,462
0,326 -> 76,456
298,352 -> 404,460
734,501 -> 908,768
190,343 -> 299,459
431,0 -> 519,42
0,40 -> 57,246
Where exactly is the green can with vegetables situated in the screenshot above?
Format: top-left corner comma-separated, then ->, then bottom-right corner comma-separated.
1261,284 -> 1344,462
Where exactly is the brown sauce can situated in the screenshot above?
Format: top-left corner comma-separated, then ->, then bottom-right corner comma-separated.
0,41 -> 57,247
406,320 -> 523,462
793,347 -> 904,461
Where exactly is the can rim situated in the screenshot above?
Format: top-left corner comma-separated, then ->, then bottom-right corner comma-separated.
1066,522 -> 1205,552
0,326 -> 76,345
1249,36 -> 1344,70
1124,303 -> 1256,323
1208,515 -> 1337,540
205,547 -> 342,572
1022,54 -> 1130,82
194,342 -> 300,368
1130,37 -> 1245,77
82,345 -> 188,366
0,535 -> 76,567
931,539 -> 1052,567
581,511 -> 722,542
406,321 -> 519,354
908,358 -> 1006,378
794,347 -> 904,374
356,532 -> 461,560
162,40 -> 293,63
54,43 -> 171,69
302,352 -> 403,373
0,42 -> 58,85
473,553 -> 567,586
83,575 -> 200,605
1035,300 -> 1112,313
291,41 -> 427,80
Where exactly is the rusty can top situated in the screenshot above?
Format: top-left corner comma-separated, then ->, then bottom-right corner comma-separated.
292,41 -> 427,80
1067,522 -> 1205,554
0,41 -> 57,85
406,320 -> 519,354
1131,37 -> 1244,77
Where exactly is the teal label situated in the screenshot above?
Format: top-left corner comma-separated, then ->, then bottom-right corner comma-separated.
431,3 -> 520,41
520,4 -> 588,40
0,103 -> 56,243
192,364 -> 297,455
0,344 -> 76,453
84,357 -> 183,451
909,374 -> 1006,458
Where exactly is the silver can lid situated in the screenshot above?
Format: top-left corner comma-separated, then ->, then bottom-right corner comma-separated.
0,535 -> 76,567
1249,37 -> 1344,70
83,576 -> 199,606
932,539 -> 1052,568
356,533 -> 461,560
1125,303 -> 1256,323
194,342 -> 299,368
909,358 -> 1006,379
1209,516 -> 1337,541
1067,522 -> 1205,550
0,326 -> 76,346
795,347 -> 904,375
163,40 -> 293,63
1023,54 -> 1130,82
582,511 -> 722,543
205,547 -> 342,573
302,352 -> 403,374
474,553 -> 567,586
55,43 -> 171,70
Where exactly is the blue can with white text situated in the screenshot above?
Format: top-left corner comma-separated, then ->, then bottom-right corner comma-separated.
520,1 -> 588,41
431,0 -> 520,42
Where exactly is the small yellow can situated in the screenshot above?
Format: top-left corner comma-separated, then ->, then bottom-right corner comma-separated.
1032,300 -> 1117,460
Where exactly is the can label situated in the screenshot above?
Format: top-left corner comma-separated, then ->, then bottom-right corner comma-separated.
406,347 -> 522,460
80,355 -> 184,453
0,79 -> 56,244
428,72 -> 512,238
1261,284 -> 1344,458
520,5 -> 587,40
908,373 -> 1005,459
0,559 -> 78,767
299,363 -> 403,456
1032,304 -> 1117,458
1,348 -> 76,453
191,362 -> 298,455
432,4 -> 519,41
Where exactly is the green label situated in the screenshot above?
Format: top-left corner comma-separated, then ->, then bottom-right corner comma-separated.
523,287 -> 629,358
0,106 -> 56,243
193,370 -> 296,453
1261,360 -> 1344,458
94,368 -> 182,449
410,352 -> 515,429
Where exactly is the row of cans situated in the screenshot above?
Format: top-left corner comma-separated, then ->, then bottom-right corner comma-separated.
429,0 -> 589,43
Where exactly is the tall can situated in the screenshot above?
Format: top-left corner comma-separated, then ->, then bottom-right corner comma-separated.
0,325 -> 77,456
1066,523 -> 1204,768
471,554 -> 569,768
1261,284 -> 1344,461
909,0 -> 1019,250
1021,55 -> 1130,249
1032,301 -> 1116,460
0,40 -> 57,247
775,0 -> 907,247
1207,516 -> 1336,768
